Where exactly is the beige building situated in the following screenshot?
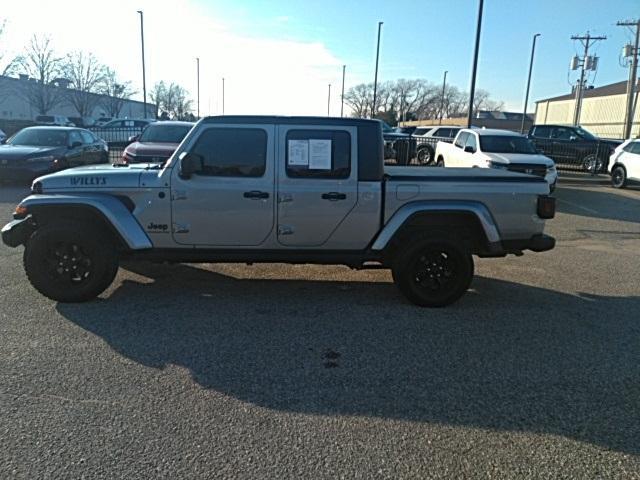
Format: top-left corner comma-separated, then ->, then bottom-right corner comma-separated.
535,80 -> 640,139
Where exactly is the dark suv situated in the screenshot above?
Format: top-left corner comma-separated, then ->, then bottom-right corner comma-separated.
528,124 -> 621,173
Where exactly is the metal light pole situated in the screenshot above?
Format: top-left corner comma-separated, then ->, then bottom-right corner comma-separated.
340,65 -> 346,117
521,33 -> 541,133
439,70 -> 448,125
467,0 -> 484,128
372,21 -> 383,118
196,57 -> 200,118
327,84 -> 331,116
222,77 -> 225,115
137,10 -> 148,118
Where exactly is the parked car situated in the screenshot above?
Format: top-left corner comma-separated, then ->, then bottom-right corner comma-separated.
381,121 -> 416,165
94,117 -> 113,127
436,128 -> 558,191
608,138 -> 640,188
68,117 -> 96,128
528,124 -> 621,173
121,121 -> 194,164
2,116 -> 555,307
0,129 -> 6,143
0,126 -> 108,182
412,125 -> 463,164
92,119 -> 155,143
35,115 -> 75,127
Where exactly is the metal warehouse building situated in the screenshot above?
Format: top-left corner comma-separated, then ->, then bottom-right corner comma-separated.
535,80 -> 640,139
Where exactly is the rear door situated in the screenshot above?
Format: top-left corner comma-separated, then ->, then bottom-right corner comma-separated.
276,125 -> 357,247
170,124 -> 275,246
626,141 -> 640,179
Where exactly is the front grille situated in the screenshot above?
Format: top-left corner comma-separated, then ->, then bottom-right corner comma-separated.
130,154 -> 170,164
507,164 -> 547,177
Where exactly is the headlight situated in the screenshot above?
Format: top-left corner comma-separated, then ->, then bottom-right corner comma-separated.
26,155 -> 55,163
547,165 -> 556,172
489,161 -> 508,170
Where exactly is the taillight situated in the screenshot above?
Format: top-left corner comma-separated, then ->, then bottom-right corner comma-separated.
537,195 -> 556,219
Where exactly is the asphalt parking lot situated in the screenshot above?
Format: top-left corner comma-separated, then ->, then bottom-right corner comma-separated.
1,174 -> 639,479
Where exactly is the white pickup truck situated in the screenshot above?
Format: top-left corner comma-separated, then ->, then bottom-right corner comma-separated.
435,128 -> 558,191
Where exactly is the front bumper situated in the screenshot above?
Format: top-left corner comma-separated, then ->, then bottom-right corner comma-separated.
1,216 -> 34,247
0,164 -> 52,183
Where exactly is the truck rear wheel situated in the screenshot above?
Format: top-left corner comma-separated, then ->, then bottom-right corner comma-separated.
23,222 -> 119,302
391,235 -> 473,307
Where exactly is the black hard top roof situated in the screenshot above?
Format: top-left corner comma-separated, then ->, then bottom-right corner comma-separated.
200,115 -> 380,127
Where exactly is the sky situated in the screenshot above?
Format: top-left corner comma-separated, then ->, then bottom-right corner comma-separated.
1,0 -> 639,117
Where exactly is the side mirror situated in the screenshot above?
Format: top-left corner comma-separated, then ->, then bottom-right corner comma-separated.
179,152 -> 203,179
69,141 -> 82,149
569,135 -> 577,142
464,145 -> 475,153
127,135 -> 139,144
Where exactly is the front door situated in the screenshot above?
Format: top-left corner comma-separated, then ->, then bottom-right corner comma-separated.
170,125 -> 275,246
277,125 -> 357,247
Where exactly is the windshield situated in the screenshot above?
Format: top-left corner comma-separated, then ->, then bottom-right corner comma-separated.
479,135 -> 537,154
8,129 -> 67,147
575,127 -> 597,140
139,124 -> 192,143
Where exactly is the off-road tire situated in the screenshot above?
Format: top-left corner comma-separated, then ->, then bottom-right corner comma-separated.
611,165 -> 627,189
391,234 -> 474,307
417,145 -> 435,165
23,222 -> 119,302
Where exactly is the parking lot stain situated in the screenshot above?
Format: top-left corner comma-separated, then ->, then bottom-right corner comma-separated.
323,348 -> 341,368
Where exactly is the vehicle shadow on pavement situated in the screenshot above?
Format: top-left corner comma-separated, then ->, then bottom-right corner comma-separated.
555,184 -> 640,224
57,262 -> 640,456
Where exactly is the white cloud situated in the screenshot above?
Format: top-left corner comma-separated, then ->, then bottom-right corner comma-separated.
1,0 -> 348,117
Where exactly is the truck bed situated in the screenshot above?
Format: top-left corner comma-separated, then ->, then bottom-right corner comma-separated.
383,166 -> 549,241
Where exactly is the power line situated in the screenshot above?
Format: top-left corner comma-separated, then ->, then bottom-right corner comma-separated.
570,32 -> 606,126
617,19 -> 640,139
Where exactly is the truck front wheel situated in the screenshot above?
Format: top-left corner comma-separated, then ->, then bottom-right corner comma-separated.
391,235 -> 474,307
23,222 -> 119,302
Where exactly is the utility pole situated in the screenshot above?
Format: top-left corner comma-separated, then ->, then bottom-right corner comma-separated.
222,77 -> 225,115
372,21 -> 383,118
571,32 -> 606,126
327,84 -> 331,116
467,0 -> 484,128
196,57 -> 200,118
618,19 -> 640,138
521,33 -> 541,133
137,10 -> 148,119
340,65 -> 346,117
439,70 -> 448,125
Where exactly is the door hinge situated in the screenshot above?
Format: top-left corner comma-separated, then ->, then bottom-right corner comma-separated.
172,190 -> 188,201
277,225 -> 294,235
173,223 -> 190,234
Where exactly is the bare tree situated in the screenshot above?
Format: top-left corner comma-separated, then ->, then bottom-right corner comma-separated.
63,51 -> 107,118
343,83 -> 373,118
150,81 -> 193,120
100,68 -> 136,117
14,35 -> 65,115
0,20 -> 18,76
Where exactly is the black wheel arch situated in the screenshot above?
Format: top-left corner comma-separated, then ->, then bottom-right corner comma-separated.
27,204 -> 130,252
382,211 -> 490,261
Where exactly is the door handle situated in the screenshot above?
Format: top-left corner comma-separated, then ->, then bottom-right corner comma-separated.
321,192 -> 347,201
243,190 -> 269,199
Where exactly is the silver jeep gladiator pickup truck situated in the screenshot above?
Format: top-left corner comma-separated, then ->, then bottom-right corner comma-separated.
2,116 -> 555,307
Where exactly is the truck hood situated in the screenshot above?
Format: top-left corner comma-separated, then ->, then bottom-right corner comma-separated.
484,152 -> 554,167
33,163 -> 159,191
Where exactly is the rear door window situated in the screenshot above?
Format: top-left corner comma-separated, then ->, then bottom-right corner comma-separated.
285,130 -> 351,179
80,131 -> 95,144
